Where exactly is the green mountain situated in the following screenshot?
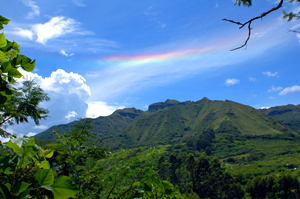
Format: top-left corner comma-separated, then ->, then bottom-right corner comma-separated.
260,104 -> 300,133
35,98 -> 295,149
98,98 -> 293,148
34,108 -> 147,142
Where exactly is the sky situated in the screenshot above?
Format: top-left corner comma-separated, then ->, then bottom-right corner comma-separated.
1,0 -> 300,140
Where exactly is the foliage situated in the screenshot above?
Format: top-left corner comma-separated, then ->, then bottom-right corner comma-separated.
0,15 -> 36,105
0,80 -> 50,138
0,137 -> 79,199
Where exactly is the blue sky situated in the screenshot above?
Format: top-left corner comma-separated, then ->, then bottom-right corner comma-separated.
1,0 -> 300,139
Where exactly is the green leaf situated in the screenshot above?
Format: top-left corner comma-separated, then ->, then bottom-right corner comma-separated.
38,147 -> 43,156
12,182 -> 31,195
3,167 -> 13,175
45,150 -> 54,158
52,176 -> 79,199
4,183 -> 11,192
40,160 -> 50,169
0,16 -> 10,30
0,33 -> 7,48
0,183 -> 11,199
5,141 -> 23,156
8,67 -> 23,79
0,50 -> 8,64
36,169 -> 54,186
15,55 -> 35,72
1,61 -> 12,73
10,137 -> 31,148
24,138 -> 36,147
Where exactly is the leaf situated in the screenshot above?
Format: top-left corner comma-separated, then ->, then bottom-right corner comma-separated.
38,147 -> 43,156
40,160 -> 50,169
5,141 -> 23,156
36,169 -> 54,186
0,33 -> 7,48
10,137 -> 31,148
18,55 -> 35,72
12,181 -> 31,195
0,16 -> 10,30
0,50 -> 8,64
8,67 -> 23,79
4,183 -> 11,192
45,150 -> 54,158
0,183 -> 11,199
52,176 -> 80,199
3,167 -> 13,175
1,61 -> 12,73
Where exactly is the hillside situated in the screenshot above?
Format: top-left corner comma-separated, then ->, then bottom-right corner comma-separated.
260,104 -> 300,132
98,98 -> 293,148
34,108 -> 147,142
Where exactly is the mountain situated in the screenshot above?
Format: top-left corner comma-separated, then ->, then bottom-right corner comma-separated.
34,108 -> 147,142
260,104 -> 300,133
98,98 -> 293,148
35,98 -> 295,148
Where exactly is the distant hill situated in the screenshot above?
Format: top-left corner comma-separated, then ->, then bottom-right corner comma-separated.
98,98 -> 293,148
260,104 -> 300,132
34,108 -> 147,142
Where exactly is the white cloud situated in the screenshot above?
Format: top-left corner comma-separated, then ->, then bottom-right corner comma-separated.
268,85 -> 283,92
33,125 -> 48,130
21,0 -> 40,19
86,101 -> 125,118
65,111 -> 77,121
279,85 -> 300,95
15,28 -> 34,40
60,50 -> 68,56
263,71 -> 278,77
26,132 -> 37,137
225,78 -> 240,86
259,107 -> 270,109
32,16 -> 79,44
60,50 -> 74,57
20,68 -> 91,98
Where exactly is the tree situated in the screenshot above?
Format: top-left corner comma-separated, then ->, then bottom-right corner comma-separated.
0,80 -> 50,138
0,16 -> 36,104
224,0 -> 300,50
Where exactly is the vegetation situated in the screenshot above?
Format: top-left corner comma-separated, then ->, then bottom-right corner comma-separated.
2,12 -> 300,198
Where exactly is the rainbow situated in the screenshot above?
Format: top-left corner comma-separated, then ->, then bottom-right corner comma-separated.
100,41 -> 227,67
97,18 -> 281,67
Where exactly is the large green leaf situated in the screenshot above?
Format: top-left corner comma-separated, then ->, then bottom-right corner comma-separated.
36,169 -> 54,186
0,33 -> 7,48
0,16 -> 10,30
8,68 -> 23,79
40,160 -> 50,169
52,176 -> 79,199
5,141 -> 23,156
10,137 -> 32,148
15,55 -> 35,72
1,61 -> 12,73
0,50 -> 8,64
12,182 -> 31,196
45,150 -> 54,158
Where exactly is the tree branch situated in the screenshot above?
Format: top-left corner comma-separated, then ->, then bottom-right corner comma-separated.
223,0 -> 284,51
